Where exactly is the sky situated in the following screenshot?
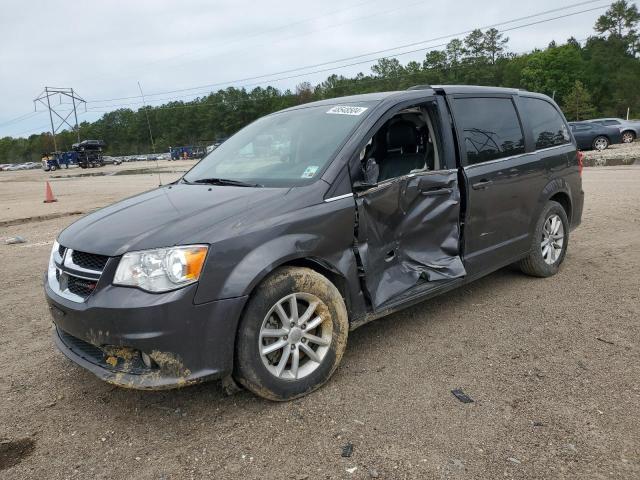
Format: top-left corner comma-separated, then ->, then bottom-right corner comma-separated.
0,0 -> 615,138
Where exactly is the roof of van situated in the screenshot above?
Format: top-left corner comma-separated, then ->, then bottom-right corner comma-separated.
278,85 -> 547,114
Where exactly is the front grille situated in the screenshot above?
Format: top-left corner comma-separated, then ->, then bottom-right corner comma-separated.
67,276 -> 97,298
71,250 -> 109,271
50,245 -> 109,302
58,328 -> 105,362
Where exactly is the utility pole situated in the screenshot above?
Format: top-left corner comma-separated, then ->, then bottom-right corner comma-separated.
138,81 -> 161,186
33,87 -> 86,151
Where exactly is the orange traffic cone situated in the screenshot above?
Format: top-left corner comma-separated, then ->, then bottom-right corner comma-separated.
44,181 -> 57,203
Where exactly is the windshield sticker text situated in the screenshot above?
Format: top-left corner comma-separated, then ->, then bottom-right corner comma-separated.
326,106 -> 368,116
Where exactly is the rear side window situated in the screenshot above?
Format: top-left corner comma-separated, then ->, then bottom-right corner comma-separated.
520,97 -> 570,150
452,97 -> 525,165
603,120 -> 620,125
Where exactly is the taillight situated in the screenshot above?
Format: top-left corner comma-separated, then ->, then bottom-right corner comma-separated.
576,151 -> 584,177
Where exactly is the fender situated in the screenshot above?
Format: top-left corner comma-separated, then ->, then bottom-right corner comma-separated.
228,233 -> 353,296
529,177 -> 573,234
193,197 -> 363,308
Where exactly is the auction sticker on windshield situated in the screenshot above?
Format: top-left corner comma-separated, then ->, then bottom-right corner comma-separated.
326,106 -> 368,116
301,166 -> 319,178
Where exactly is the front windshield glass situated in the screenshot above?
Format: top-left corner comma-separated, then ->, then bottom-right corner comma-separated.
183,102 -> 376,187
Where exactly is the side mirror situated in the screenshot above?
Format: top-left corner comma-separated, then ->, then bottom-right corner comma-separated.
353,179 -> 376,191
364,157 -> 379,183
353,158 -> 379,191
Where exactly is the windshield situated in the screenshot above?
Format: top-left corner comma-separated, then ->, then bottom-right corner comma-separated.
183,102 -> 375,187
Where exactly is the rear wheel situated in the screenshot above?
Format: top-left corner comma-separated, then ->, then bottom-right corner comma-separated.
517,201 -> 569,277
234,267 -> 348,401
592,136 -> 609,151
622,131 -> 635,143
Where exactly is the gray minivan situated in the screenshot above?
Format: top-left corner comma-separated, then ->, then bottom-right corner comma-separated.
45,86 -> 584,400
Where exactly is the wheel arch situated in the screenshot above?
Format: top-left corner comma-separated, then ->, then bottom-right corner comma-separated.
245,255 -> 353,314
549,190 -> 572,224
531,178 -> 573,233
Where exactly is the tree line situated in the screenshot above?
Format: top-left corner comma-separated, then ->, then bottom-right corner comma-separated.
1,0 -> 638,163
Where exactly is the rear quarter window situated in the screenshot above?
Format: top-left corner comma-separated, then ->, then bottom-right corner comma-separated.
520,97 -> 570,150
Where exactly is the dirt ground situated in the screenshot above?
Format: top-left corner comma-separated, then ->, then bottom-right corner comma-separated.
0,165 -> 638,479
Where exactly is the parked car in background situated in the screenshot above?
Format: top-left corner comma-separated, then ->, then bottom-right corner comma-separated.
1,162 -> 43,171
587,118 -> 640,143
103,156 -> 122,165
569,122 -> 622,151
6,164 -> 26,171
46,86 -> 583,401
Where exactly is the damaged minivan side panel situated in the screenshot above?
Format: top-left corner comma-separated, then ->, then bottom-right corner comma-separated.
355,170 -> 466,308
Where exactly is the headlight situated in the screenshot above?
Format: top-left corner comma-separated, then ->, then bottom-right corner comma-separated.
113,245 -> 208,292
48,240 -> 60,276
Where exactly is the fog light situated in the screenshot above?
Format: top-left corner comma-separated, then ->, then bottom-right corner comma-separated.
141,351 -> 153,368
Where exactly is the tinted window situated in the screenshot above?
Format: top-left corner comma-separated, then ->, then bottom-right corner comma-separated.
452,97 -> 524,164
520,97 -> 570,150
603,120 -> 620,125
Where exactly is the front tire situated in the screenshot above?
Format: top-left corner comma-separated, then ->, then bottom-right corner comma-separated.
234,267 -> 348,401
622,131 -> 635,143
592,136 -> 609,151
517,201 -> 569,277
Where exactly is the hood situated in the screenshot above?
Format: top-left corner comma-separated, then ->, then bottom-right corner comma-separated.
58,184 -> 289,256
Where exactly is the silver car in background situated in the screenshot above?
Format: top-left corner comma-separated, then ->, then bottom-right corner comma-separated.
587,118 -> 640,143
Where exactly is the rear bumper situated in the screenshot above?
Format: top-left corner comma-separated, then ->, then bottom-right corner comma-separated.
45,280 -> 247,390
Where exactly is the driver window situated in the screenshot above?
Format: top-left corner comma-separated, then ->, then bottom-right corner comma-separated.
358,104 -> 441,184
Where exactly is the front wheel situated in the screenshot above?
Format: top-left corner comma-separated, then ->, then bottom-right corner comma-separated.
517,201 -> 569,277
234,267 -> 348,401
592,136 -> 609,151
622,131 -> 635,143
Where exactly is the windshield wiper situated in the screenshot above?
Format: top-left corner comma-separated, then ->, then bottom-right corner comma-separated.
191,178 -> 263,187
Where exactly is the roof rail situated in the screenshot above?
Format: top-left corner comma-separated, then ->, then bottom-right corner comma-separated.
406,85 -> 433,90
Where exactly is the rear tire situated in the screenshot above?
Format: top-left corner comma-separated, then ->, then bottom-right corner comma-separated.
592,136 -> 609,151
517,201 -> 569,277
234,267 -> 348,401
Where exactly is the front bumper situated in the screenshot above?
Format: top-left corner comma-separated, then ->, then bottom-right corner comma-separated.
45,280 -> 247,389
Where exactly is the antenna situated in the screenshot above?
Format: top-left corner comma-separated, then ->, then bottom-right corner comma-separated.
137,81 -> 161,186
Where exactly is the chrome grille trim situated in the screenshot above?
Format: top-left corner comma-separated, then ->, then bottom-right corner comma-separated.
48,245 -> 107,303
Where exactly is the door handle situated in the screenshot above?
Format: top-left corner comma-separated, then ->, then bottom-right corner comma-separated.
420,187 -> 452,196
471,179 -> 493,190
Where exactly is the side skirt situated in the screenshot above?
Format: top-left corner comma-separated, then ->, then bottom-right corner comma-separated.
349,250 -> 530,331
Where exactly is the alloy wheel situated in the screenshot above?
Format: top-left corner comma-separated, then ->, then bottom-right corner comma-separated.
541,214 -> 565,265
259,293 -> 332,380
594,137 -> 608,151
622,132 -> 634,143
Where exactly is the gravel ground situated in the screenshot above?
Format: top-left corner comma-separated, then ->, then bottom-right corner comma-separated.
0,160 -> 195,224
582,140 -> 640,166
0,166 -> 639,479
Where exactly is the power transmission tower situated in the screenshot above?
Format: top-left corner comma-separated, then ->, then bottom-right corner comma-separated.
33,87 -> 86,151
